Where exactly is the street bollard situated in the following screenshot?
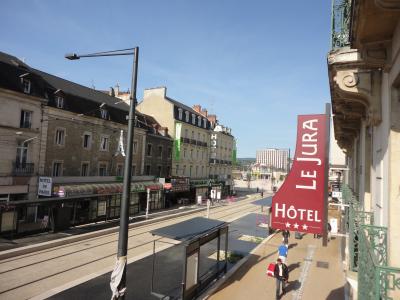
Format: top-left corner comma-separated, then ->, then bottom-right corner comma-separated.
206,199 -> 211,218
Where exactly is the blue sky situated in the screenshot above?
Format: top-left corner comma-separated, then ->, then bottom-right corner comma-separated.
1,0 -> 332,157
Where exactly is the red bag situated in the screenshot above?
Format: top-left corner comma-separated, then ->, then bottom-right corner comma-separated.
266,263 -> 275,277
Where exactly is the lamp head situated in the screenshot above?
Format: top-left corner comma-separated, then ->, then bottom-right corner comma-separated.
65,53 -> 80,60
99,103 -> 106,109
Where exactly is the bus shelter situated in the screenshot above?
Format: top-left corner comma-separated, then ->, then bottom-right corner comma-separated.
150,217 -> 228,300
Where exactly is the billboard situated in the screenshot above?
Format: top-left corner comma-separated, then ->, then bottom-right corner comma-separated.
271,114 -> 328,234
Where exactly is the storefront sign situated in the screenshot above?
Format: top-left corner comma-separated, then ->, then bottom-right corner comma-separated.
38,177 -> 52,196
210,132 -> 217,159
271,114 -> 328,234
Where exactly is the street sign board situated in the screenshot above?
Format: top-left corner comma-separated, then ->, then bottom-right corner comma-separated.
38,177 -> 52,196
271,114 -> 328,234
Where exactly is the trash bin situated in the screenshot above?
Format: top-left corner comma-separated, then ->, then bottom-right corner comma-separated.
295,231 -> 302,239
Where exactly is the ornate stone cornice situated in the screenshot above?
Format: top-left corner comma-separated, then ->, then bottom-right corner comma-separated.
333,69 -> 382,126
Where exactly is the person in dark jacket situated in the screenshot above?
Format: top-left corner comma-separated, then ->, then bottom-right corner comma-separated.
282,230 -> 290,245
274,258 -> 289,299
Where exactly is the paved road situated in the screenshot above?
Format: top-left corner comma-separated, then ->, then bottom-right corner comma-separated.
0,193 -> 266,299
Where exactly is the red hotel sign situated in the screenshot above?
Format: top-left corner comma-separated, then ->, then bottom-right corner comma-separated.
271,114 -> 328,234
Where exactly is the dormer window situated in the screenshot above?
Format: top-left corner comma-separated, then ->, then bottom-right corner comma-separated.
197,116 -> 201,127
22,79 -> 31,94
191,114 -> 196,125
55,96 -> 64,108
185,111 -> 189,122
178,108 -> 183,120
203,118 -> 207,129
100,108 -> 108,119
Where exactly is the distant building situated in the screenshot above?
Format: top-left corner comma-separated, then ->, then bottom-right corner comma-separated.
256,148 -> 290,172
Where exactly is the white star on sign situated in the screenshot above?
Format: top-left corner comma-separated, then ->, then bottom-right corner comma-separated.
302,224 -> 308,230
285,222 -> 291,228
294,223 -> 299,229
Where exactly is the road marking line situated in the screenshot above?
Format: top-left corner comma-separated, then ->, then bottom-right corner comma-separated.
292,245 -> 316,300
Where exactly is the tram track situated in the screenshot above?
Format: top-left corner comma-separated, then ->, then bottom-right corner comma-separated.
0,194 -> 266,299
0,195 -> 259,265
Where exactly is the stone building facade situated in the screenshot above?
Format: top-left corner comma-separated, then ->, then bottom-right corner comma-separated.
328,0 -> 400,297
137,87 -> 211,179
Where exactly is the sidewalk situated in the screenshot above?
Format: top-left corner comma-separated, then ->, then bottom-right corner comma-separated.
207,233 -> 346,300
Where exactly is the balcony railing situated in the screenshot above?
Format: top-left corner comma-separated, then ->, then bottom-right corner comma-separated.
342,184 -> 400,299
331,0 -> 351,49
12,162 -> 34,176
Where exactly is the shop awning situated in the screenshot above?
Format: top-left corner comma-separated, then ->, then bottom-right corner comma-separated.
57,181 -> 163,197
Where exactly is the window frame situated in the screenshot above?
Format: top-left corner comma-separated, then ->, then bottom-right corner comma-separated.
52,161 -> 63,177
55,96 -> 64,108
191,114 -> 196,125
98,162 -> 108,176
178,108 -> 183,120
55,128 -> 66,146
81,162 -> 90,176
82,132 -> 92,149
22,78 -> 31,94
100,108 -> 108,119
20,110 -> 32,129
100,135 -> 109,151
146,143 -> 152,156
185,111 -> 190,122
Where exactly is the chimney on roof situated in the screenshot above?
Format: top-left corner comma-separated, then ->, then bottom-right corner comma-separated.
193,105 -> 202,113
207,114 -> 217,124
159,127 -> 169,136
201,108 -> 208,117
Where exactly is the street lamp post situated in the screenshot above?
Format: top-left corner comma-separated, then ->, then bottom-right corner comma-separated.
66,47 -> 139,299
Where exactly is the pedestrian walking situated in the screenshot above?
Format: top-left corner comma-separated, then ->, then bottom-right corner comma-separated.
277,243 -> 288,263
282,230 -> 290,245
327,222 -> 332,241
274,258 -> 289,299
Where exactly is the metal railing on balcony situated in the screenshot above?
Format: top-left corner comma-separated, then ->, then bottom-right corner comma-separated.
358,225 -> 400,300
12,162 -> 34,176
331,0 -> 351,49
342,184 -> 400,299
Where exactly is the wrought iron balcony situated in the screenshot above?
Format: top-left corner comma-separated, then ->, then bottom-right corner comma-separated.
331,0 -> 351,49
342,184 -> 400,299
12,162 -> 34,176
